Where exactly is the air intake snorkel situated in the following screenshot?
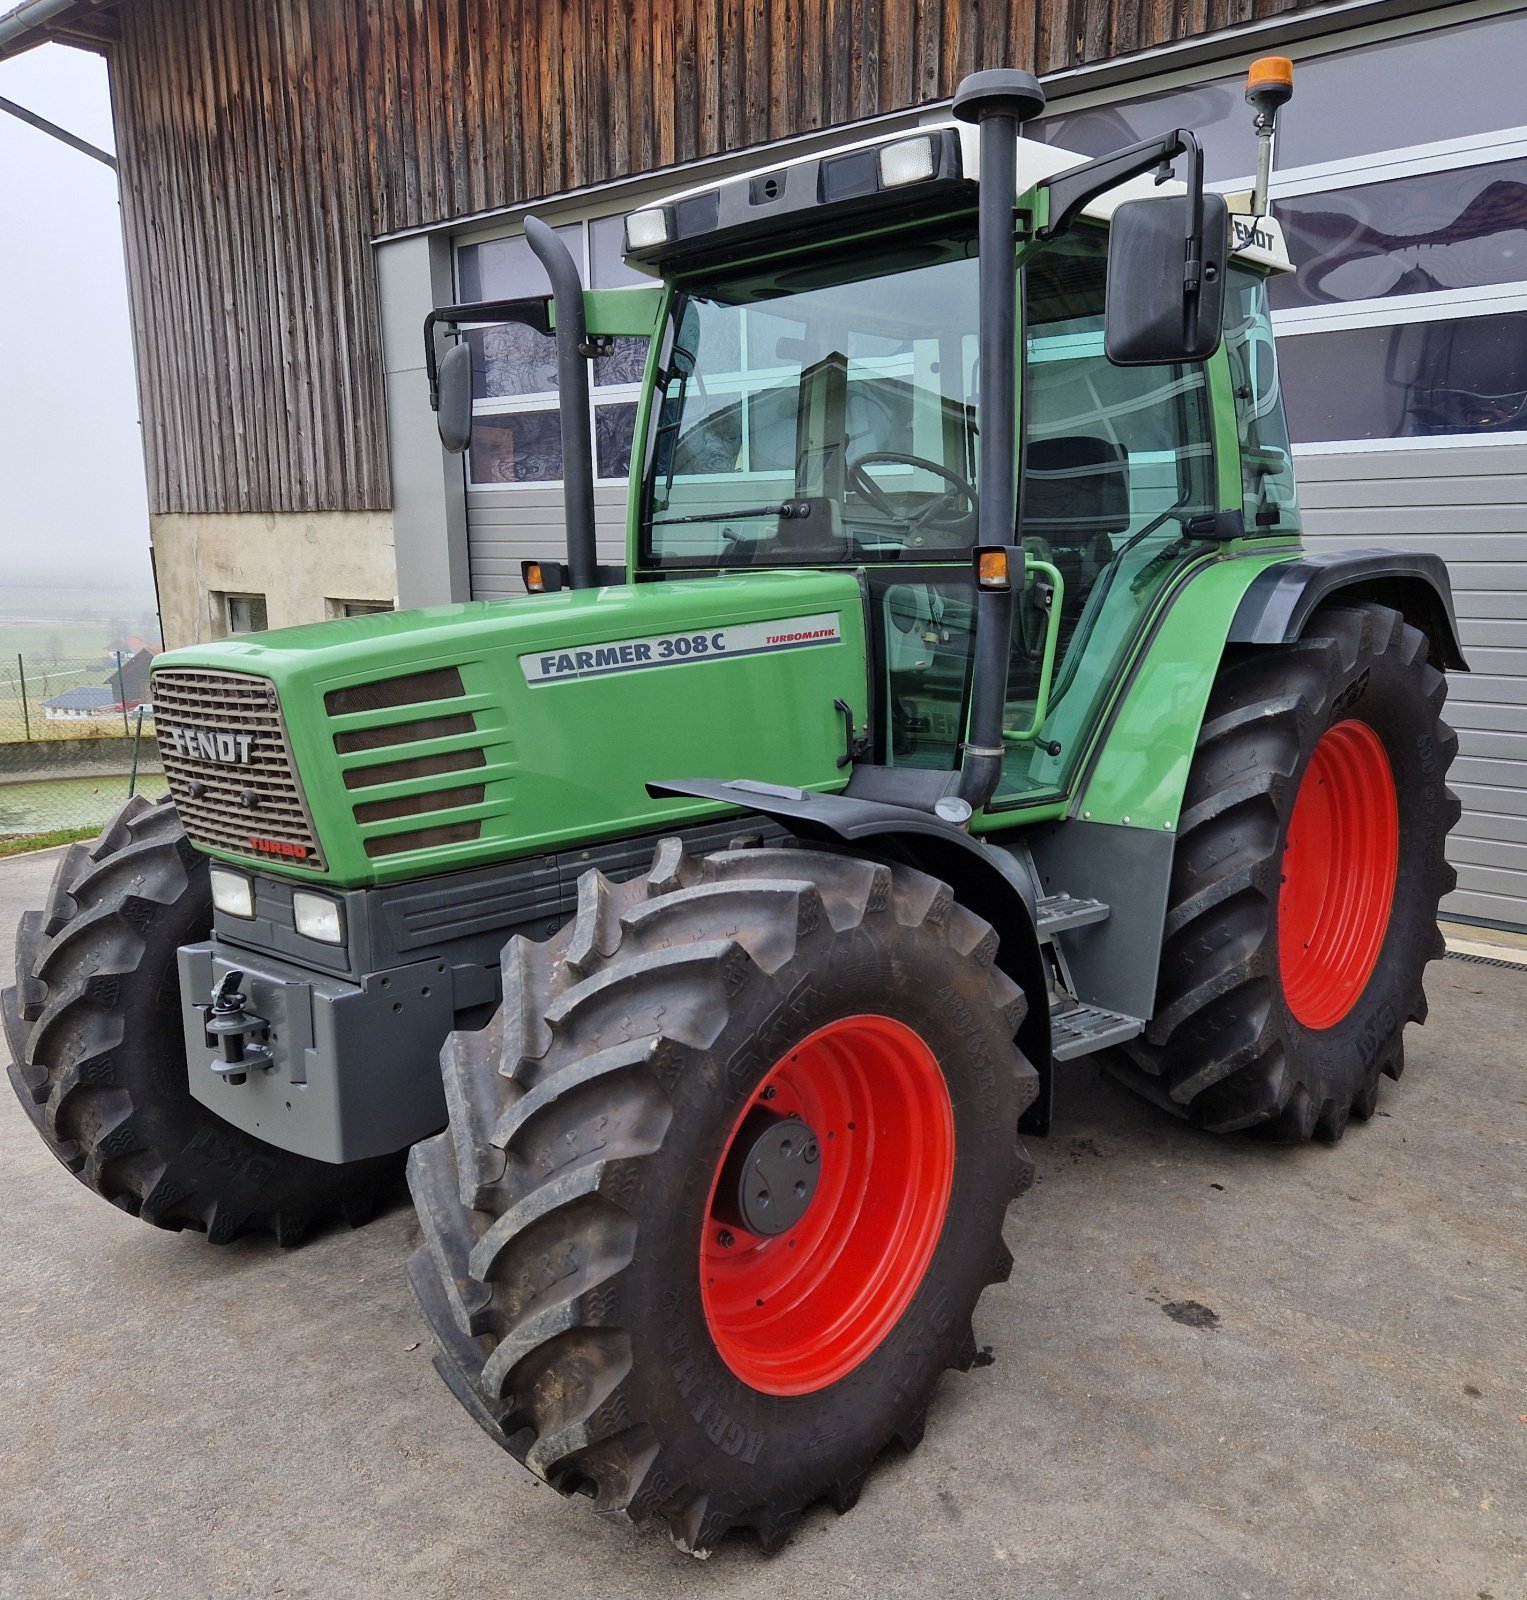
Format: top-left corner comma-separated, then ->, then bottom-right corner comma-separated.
423,218 -> 601,592
951,69 -> 1047,812
525,217 -> 599,591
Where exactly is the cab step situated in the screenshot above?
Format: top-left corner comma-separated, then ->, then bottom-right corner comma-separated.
1050,1004 -> 1145,1061
1034,892 -> 1111,938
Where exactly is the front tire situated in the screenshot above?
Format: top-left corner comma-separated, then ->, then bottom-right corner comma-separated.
3,796 -> 400,1243
1110,603 -> 1460,1139
407,839 -> 1037,1553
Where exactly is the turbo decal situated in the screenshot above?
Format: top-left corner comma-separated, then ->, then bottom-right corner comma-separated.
520,612 -> 842,685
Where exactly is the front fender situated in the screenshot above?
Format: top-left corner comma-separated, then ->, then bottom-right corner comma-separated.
647,779 -> 1054,1133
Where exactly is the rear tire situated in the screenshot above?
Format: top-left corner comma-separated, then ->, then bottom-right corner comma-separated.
407,839 -> 1037,1553
3,796 -> 400,1243
1109,603 -> 1460,1139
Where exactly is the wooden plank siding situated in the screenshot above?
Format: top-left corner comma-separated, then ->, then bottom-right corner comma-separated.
106,0 -> 1326,516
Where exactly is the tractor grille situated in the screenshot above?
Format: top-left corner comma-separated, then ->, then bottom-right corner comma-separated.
325,666 -> 488,859
152,668 -> 325,869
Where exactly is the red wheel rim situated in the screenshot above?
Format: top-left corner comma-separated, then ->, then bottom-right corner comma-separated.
700,1015 -> 954,1397
1278,719 -> 1398,1030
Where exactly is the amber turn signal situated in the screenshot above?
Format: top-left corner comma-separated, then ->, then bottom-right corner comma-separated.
522,560 -> 546,593
976,548 -> 1011,590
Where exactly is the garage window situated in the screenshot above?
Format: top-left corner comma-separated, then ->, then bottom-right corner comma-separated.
456,216 -> 649,487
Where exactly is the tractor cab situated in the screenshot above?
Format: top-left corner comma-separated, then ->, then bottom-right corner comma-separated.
616,111 -> 1298,812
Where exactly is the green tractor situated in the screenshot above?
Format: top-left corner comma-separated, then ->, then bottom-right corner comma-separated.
5,61 -> 1463,1553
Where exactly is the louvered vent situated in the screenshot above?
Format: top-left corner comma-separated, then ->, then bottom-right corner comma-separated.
328,666 -> 487,858
152,668 -> 325,868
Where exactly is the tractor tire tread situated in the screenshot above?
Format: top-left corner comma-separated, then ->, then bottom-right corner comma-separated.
407,839 -> 1034,1552
6,796 -> 399,1243
1120,603 -> 1457,1141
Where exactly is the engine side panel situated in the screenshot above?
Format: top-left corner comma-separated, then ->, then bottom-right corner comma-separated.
151,570 -> 867,888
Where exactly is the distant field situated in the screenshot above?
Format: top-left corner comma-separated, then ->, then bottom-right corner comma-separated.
0,574 -> 160,665
0,621 -> 124,661
0,658 -> 152,741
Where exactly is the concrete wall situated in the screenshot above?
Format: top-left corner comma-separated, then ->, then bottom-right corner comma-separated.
0,736 -> 161,781
151,511 -> 398,647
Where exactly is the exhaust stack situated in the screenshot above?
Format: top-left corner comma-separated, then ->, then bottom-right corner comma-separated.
951,69 -> 1046,811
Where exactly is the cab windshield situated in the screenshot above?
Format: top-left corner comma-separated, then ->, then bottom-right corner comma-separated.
641,238 -> 981,568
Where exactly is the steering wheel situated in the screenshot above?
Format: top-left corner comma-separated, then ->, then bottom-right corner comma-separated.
847,451 -> 977,539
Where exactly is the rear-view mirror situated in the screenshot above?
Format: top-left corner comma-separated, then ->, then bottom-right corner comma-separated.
436,341 -> 474,454
1105,193 -> 1228,366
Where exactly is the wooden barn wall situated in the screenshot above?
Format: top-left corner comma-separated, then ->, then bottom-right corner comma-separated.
111,0 -> 1329,516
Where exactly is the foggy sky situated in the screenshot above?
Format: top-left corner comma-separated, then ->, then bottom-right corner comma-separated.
0,41 -> 153,598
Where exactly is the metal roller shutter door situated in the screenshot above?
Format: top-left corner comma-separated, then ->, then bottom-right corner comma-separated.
1297,442 -> 1527,930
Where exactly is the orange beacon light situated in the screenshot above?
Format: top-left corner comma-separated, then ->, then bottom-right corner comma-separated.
1246,56 -> 1294,216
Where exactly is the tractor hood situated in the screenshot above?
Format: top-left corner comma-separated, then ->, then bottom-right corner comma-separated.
151,571 -> 867,887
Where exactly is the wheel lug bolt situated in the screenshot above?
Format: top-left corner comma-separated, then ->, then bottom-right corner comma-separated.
761,1086 -> 777,1101
717,1229 -> 735,1248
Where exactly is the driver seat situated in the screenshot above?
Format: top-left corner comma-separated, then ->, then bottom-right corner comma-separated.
1020,435 -> 1130,650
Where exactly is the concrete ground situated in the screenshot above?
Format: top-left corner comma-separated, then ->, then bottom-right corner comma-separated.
1,844 -> 1524,1600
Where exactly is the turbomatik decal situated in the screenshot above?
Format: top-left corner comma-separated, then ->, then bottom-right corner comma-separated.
520,612 -> 842,686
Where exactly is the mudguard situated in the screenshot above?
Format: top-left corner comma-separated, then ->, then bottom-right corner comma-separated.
647,778 -> 1055,1133
1228,547 -> 1467,670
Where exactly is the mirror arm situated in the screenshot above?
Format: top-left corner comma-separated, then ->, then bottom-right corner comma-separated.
1039,128 -> 1199,242
419,295 -> 555,411
1179,131 -> 1206,347
423,311 -> 444,411
1043,129 -> 1212,349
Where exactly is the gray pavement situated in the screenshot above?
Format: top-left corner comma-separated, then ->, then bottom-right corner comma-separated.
2,843 -> 1524,1600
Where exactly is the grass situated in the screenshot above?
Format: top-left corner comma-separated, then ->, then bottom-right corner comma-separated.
0,825 -> 98,859
0,702 -> 151,742
0,775 -> 150,836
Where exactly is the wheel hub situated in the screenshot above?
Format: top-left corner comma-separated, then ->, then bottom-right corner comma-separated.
700,1013 -> 955,1396
715,1110 -> 821,1237
1278,717 -> 1399,1030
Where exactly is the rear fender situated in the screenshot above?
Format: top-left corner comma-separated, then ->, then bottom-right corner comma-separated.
1227,548 -> 1467,669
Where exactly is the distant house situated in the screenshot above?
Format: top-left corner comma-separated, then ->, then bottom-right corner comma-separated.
43,686 -> 120,722
104,636 -> 160,662
111,648 -> 158,708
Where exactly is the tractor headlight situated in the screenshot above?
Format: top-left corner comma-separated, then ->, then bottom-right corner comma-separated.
292,890 -> 345,945
209,867 -> 254,919
877,135 -> 938,188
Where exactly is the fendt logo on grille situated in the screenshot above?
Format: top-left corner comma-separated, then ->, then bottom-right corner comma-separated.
163,725 -> 257,764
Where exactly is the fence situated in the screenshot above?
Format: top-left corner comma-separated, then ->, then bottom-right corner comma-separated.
0,652 -> 163,846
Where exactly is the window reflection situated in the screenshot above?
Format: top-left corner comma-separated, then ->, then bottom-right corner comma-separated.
1033,10 -> 1527,182
1279,315 -> 1527,442
467,322 -> 559,399
1274,159 -> 1527,309
469,412 -> 564,483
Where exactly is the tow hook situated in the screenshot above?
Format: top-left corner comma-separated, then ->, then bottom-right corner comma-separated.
195,970 -> 273,1086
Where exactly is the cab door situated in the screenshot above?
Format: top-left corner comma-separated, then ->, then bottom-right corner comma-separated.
995,228 -> 1221,807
